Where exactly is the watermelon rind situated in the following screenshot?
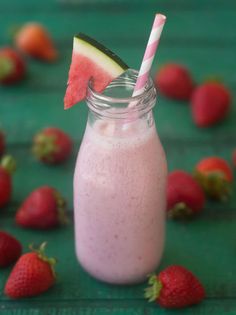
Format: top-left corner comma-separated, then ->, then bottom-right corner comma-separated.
74,33 -> 128,77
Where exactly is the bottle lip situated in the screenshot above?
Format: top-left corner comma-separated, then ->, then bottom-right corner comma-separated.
86,69 -> 157,119
87,69 -> 155,104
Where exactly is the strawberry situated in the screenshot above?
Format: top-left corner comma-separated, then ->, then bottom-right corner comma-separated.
145,265 -> 205,309
194,157 -> 233,201
0,231 -> 22,268
232,149 -> 236,168
16,186 -> 67,229
0,131 -> 5,156
4,242 -> 56,298
14,23 -> 58,62
32,127 -> 72,164
167,170 -> 205,219
0,47 -> 25,84
0,155 -> 16,208
191,82 -> 231,127
155,63 -> 194,101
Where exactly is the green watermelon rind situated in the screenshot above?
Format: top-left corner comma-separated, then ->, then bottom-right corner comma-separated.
74,33 -> 128,76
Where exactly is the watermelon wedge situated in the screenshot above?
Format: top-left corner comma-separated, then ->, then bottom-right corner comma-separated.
64,33 -> 128,109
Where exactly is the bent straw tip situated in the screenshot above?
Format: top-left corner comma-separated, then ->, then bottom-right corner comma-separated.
155,13 -> 167,21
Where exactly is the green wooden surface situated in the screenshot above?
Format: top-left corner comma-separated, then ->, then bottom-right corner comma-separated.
0,0 -> 236,314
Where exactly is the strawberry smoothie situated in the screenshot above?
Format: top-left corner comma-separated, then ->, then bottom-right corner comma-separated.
74,117 -> 167,284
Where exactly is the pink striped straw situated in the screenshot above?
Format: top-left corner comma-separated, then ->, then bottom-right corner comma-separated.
132,13 -> 166,99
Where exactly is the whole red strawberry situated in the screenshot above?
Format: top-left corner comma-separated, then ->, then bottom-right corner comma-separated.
155,63 -> 194,101
4,243 -> 56,298
167,170 -> 205,219
191,82 -> 231,127
16,186 -> 67,229
0,231 -> 22,268
32,127 -> 72,164
0,47 -> 25,84
145,265 -> 205,309
0,131 -> 5,156
0,155 -> 16,208
15,23 -> 58,62
194,157 -> 233,201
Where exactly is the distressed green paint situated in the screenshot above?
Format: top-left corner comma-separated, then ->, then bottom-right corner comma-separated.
0,0 -> 236,314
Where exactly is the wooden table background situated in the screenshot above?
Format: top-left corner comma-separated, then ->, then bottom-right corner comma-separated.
0,0 -> 236,314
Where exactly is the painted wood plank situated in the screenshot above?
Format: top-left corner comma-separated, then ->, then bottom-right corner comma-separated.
1,0 -> 236,5
0,8 -> 236,44
1,205 -> 236,301
0,140 -> 235,211
0,44 -> 235,93
1,82 -> 236,145
1,0 -> 236,13
0,299 -> 236,315
0,44 -> 235,144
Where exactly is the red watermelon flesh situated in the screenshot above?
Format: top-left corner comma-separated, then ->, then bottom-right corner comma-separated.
64,33 -> 128,109
64,53 -> 113,109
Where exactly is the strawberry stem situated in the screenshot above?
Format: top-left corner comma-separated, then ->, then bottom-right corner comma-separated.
54,190 -> 69,225
0,56 -> 14,80
144,274 -> 162,302
194,170 -> 231,201
32,134 -> 58,162
168,202 -> 193,219
29,242 -> 57,278
0,155 -> 16,174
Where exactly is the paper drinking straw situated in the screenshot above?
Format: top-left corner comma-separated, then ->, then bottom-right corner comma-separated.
131,13 -> 166,99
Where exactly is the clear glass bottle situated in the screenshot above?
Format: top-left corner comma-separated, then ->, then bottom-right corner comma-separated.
74,69 -> 167,284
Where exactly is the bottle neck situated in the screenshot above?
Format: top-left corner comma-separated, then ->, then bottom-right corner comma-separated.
86,69 -> 157,122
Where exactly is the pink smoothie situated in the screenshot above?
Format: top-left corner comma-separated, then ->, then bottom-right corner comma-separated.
74,119 -> 167,284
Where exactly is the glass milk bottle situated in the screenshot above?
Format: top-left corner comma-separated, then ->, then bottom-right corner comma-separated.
74,69 -> 167,284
